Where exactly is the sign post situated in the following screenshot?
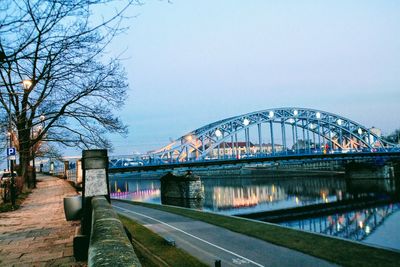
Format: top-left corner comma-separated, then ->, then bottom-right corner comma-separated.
7,147 -> 16,206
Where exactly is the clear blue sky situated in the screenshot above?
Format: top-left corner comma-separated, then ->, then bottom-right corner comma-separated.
105,0 -> 400,155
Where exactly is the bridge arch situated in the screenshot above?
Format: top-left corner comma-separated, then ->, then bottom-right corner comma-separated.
151,108 -> 391,162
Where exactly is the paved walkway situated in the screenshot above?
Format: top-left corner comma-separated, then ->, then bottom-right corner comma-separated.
0,174 -> 86,266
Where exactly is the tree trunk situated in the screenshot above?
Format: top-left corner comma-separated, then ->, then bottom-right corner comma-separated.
18,126 -> 32,190
19,148 -> 31,190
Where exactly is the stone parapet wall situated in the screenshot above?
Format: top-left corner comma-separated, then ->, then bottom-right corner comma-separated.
88,196 -> 141,267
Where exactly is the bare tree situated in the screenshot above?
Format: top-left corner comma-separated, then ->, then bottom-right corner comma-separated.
0,0 -> 135,188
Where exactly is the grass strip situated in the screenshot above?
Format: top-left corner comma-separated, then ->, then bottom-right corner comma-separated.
119,214 -> 208,267
116,199 -> 400,267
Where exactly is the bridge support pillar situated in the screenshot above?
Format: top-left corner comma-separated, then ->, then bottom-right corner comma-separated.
160,171 -> 204,208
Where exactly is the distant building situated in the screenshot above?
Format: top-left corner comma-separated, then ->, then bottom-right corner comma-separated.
211,142 -> 255,158
369,127 -> 381,137
369,127 -> 382,147
211,142 -> 283,158
260,143 -> 284,153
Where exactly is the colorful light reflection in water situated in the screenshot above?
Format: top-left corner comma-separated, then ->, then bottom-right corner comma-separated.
109,174 -> 399,250
280,203 -> 400,251
110,175 -> 347,214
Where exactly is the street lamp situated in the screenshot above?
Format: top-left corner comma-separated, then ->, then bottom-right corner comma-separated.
22,79 -> 32,91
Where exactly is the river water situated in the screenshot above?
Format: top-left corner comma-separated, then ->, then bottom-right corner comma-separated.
109,172 -> 400,251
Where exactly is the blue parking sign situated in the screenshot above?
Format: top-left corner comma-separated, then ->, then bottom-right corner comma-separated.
7,147 -> 16,156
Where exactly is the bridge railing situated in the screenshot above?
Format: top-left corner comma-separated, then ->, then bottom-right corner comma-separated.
42,147 -> 400,177
140,147 -> 400,167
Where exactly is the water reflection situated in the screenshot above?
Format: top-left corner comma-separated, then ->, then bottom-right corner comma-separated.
346,177 -> 397,195
109,175 -> 398,212
110,178 -> 161,204
110,173 -> 399,250
280,203 -> 400,250
202,176 -> 345,215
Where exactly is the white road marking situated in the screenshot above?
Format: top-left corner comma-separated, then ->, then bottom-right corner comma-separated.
114,205 -> 265,267
233,258 -> 250,265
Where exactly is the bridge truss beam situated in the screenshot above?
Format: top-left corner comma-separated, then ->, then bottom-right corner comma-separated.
151,108 -> 393,162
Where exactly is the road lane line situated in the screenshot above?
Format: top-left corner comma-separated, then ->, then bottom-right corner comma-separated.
114,205 -> 264,267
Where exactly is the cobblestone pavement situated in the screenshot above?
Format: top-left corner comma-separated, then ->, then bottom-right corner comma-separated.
0,174 -> 86,266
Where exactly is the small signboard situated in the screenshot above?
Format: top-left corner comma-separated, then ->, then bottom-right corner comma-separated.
7,147 -> 16,156
7,147 -> 16,160
84,168 -> 108,197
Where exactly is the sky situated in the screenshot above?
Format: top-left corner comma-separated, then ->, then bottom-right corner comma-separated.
103,0 -> 400,156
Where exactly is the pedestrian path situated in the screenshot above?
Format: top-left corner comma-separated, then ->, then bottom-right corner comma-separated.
0,174 -> 86,266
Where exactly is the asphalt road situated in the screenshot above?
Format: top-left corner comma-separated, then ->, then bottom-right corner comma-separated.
113,201 -> 337,267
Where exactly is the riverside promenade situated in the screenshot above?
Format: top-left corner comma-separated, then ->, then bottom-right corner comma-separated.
0,174 -> 86,266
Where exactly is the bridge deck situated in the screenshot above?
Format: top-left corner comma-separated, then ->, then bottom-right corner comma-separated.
109,151 -> 400,173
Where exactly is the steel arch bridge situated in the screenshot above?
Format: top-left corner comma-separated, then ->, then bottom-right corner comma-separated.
150,108 -> 394,163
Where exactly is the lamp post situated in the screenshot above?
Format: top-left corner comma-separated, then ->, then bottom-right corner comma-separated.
31,126 -> 36,188
8,92 -> 16,207
32,114 -> 45,188
22,79 -> 35,187
6,131 -> 11,170
6,80 -> 30,205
